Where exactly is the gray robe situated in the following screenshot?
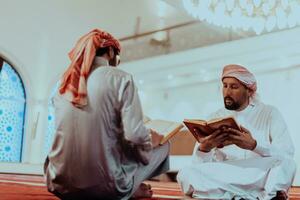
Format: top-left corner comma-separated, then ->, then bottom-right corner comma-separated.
44,57 -> 169,200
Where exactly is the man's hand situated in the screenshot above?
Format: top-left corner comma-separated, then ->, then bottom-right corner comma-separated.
225,126 -> 257,150
150,129 -> 164,148
197,129 -> 229,152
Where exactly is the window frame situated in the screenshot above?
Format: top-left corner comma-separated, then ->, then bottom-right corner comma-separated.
0,54 -> 43,173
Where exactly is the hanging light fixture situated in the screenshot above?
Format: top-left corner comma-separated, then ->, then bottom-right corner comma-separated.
183,0 -> 300,34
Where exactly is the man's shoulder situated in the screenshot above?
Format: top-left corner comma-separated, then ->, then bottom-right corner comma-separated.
100,66 -> 130,76
255,101 -> 277,112
209,108 -> 229,119
254,101 -> 283,118
94,66 -> 132,81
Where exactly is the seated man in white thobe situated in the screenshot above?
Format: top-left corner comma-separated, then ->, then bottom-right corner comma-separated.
177,64 -> 296,200
44,29 -> 170,200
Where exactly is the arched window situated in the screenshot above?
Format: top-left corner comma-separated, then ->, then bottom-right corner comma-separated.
0,58 -> 26,162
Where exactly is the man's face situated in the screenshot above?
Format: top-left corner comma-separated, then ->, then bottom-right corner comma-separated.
222,77 -> 250,110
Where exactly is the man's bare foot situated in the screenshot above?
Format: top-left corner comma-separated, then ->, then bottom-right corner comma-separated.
131,183 -> 153,199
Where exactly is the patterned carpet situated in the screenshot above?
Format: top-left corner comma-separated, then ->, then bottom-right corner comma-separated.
0,173 -> 299,200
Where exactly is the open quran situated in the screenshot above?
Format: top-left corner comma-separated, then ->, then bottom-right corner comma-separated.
144,117 -> 184,144
183,116 -> 241,143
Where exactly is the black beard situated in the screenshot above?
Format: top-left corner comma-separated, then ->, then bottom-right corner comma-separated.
224,97 -> 240,110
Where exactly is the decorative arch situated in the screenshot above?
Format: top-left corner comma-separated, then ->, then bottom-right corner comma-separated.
0,57 -> 26,162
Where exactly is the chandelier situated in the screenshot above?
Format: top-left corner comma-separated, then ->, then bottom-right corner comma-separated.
183,0 -> 300,34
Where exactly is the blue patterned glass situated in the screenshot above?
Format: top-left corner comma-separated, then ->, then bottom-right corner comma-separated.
44,82 -> 59,158
0,62 -> 26,162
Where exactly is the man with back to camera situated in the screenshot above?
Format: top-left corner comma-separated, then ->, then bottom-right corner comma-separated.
44,29 -> 170,200
177,64 -> 296,200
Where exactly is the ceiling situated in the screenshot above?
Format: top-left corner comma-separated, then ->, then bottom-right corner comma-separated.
118,0 -> 299,62
1,0 -> 300,97
1,0 -> 299,78
2,0 -> 296,62
119,0 -> 255,61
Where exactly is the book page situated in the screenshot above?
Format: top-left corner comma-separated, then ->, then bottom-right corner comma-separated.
207,117 -> 225,124
183,120 -> 211,141
145,120 -> 183,144
145,120 -> 181,137
143,115 -> 151,124
208,116 -> 240,131
183,119 -> 206,124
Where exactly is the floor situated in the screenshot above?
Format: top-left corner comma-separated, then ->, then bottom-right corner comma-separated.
0,173 -> 299,200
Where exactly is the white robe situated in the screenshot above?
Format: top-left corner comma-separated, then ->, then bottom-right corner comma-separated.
177,99 -> 296,200
44,57 -> 169,200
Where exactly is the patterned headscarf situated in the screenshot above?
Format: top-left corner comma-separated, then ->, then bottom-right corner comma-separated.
221,64 -> 257,92
59,29 -> 121,107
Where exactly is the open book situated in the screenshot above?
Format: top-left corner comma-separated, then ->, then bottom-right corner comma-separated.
143,116 -> 184,144
183,116 -> 240,143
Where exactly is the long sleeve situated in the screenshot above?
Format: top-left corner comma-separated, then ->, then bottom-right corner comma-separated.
120,74 -> 152,164
191,110 -> 228,163
253,108 -> 294,158
192,142 -> 227,164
